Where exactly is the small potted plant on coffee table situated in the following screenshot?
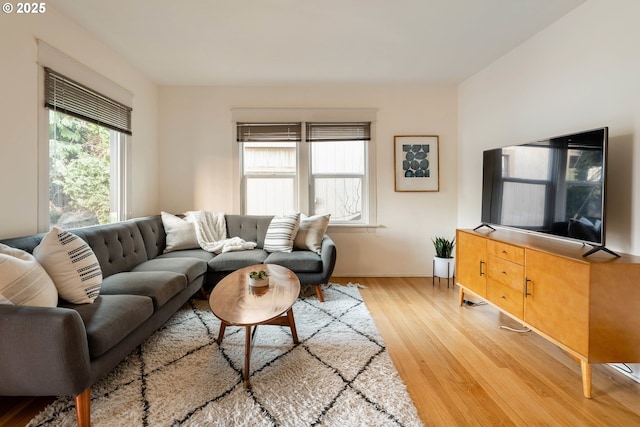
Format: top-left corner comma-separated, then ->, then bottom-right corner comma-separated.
248,269 -> 270,287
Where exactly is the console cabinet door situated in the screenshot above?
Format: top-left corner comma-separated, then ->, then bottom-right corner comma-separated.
524,248 -> 590,356
456,230 -> 487,297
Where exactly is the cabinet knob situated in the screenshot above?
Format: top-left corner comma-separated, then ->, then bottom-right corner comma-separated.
501,295 -> 506,299
501,250 -> 507,254
501,271 -> 507,275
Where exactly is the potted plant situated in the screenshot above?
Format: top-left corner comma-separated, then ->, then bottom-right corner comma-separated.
248,269 -> 270,287
432,236 -> 455,278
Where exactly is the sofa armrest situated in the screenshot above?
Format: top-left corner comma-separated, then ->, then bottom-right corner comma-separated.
0,305 -> 91,396
319,235 -> 337,283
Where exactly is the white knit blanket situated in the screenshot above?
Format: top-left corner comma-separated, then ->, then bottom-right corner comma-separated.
185,211 -> 257,254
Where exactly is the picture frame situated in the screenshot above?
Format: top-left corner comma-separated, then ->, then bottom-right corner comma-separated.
394,135 -> 439,192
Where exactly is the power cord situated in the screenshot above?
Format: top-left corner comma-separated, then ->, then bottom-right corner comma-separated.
499,325 -> 531,333
612,363 -> 634,374
462,299 -> 487,307
462,299 -> 529,332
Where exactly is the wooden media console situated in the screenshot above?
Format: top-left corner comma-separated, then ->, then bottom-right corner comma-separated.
456,228 -> 640,398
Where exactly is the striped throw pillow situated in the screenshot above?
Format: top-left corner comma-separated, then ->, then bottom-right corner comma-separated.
294,213 -> 331,254
263,213 -> 301,253
34,227 -> 103,304
0,244 -> 58,307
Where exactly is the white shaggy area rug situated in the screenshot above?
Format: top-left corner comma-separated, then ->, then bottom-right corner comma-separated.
28,284 -> 423,427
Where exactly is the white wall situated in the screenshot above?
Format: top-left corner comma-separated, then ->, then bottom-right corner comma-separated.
159,85 -> 458,276
458,0 -> 640,255
458,0 -> 640,383
0,5 -> 159,238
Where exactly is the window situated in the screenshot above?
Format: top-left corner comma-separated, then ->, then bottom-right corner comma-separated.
44,68 -> 131,229
307,122 -> 370,223
238,123 -> 301,215
238,121 -> 371,224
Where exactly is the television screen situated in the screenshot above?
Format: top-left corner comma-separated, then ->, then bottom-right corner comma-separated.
480,127 -> 608,247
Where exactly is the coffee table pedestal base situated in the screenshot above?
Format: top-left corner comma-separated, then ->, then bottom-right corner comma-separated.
216,308 -> 299,387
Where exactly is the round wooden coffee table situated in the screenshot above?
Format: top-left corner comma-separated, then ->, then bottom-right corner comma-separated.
209,264 -> 300,386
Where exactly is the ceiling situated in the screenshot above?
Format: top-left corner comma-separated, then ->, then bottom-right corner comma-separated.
49,0 -> 585,86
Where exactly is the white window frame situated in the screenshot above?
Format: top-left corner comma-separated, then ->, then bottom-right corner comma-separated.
307,124 -> 370,225
232,109 -> 377,227
37,40 -> 133,231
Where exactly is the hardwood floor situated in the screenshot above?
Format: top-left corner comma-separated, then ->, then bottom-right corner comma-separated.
0,396 -> 54,427
2,277 -> 639,426
353,276 -> 640,427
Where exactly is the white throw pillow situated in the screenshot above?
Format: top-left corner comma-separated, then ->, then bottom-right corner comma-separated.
0,243 -> 58,307
294,213 -> 331,254
161,211 -> 200,253
34,227 -> 102,304
263,213 -> 301,253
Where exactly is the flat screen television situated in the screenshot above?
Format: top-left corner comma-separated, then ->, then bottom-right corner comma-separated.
479,127 -> 615,257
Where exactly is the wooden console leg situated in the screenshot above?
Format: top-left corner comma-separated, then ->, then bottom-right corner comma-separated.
581,360 -> 592,398
315,284 -> 325,302
458,287 -> 465,306
75,388 -> 91,427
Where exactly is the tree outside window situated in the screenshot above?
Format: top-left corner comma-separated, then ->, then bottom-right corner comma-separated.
49,110 -> 119,229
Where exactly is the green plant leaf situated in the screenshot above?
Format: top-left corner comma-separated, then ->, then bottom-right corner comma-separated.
432,236 -> 455,258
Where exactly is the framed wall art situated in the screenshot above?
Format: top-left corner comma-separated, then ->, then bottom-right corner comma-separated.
394,135 -> 439,192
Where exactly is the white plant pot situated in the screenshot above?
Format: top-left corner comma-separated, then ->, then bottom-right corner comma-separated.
433,256 -> 455,278
249,277 -> 269,287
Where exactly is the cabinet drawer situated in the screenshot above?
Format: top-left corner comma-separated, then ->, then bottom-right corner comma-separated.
488,279 -> 524,318
487,255 -> 524,292
488,240 -> 524,264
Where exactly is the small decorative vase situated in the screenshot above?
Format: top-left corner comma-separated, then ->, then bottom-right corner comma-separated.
249,277 -> 269,287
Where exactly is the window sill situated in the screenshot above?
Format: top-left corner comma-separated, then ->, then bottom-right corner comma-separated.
327,224 -> 382,233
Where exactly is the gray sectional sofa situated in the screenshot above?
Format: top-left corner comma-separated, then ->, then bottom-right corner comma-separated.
0,214 -> 336,427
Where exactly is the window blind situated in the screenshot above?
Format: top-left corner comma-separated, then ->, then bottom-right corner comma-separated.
306,122 -> 371,142
44,67 -> 133,135
237,123 -> 302,142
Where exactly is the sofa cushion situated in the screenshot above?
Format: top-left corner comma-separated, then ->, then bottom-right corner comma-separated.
294,213 -> 331,254
132,257 -> 207,284
71,221 -> 148,279
263,213 -> 300,253
265,250 -> 323,273
134,215 -> 166,259
61,294 -> 154,358
157,249 -> 215,264
0,234 -> 45,254
208,249 -> 268,271
0,244 -> 58,307
161,212 -> 199,253
225,215 -> 273,248
99,271 -> 187,309
33,228 -> 102,304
